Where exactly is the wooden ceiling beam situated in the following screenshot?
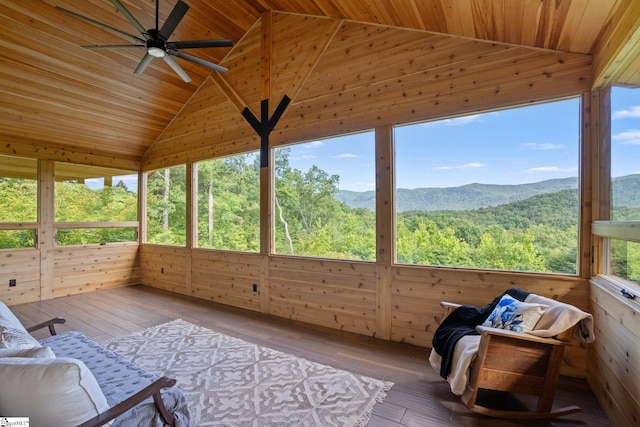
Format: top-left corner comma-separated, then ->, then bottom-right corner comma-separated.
592,0 -> 640,89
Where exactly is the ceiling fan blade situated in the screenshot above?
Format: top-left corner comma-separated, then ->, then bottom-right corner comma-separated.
134,53 -> 154,75
110,0 -> 150,39
82,44 -> 145,49
168,39 -> 233,49
159,0 -> 189,40
55,6 -> 145,44
171,50 -> 228,73
163,56 -> 192,83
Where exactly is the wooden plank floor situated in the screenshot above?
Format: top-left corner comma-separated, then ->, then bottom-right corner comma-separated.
11,285 -> 611,427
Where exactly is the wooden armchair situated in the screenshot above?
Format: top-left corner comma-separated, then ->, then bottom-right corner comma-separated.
438,301 -> 583,419
27,318 -> 179,427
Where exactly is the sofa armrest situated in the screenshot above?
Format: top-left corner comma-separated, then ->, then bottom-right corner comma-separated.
77,376 -> 178,427
26,317 -> 66,336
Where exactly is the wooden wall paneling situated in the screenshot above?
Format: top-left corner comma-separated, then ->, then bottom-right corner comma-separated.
185,163 -> 194,296
0,138 -> 139,180
589,278 -> 640,427
274,38 -> 591,148
579,91 -> 593,279
0,250 -> 40,305
219,14 -> 265,114
375,125 -> 393,340
261,10 -> 272,102
269,13 -> 342,105
52,244 -> 140,297
140,245 -> 188,295
269,256 -> 377,336
389,264 -> 591,373
39,159 -> 54,301
142,83 -> 258,170
591,88 -> 612,276
191,250 -> 261,311
259,158 -> 272,313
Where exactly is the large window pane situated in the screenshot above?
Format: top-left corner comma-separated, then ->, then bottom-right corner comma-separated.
0,230 -> 35,249
55,163 -> 138,222
54,163 -> 138,245
274,132 -> 376,260
196,153 -> 260,251
611,87 -> 640,221
0,154 -> 37,223
610,239 -> 640,285
146,165 -> 186,246
394,99 -> 580,274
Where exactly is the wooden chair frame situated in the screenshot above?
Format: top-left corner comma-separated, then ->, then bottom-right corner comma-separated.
440,301 -> 582,419
27,318 -> 178,427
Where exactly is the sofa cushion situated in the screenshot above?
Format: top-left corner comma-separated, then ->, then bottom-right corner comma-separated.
0,356 -> 110,427
482,294 -> 548,332
0,301 -> 41,349
0,345 -> 55,358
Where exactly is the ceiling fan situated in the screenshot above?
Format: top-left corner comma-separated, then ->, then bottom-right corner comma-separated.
56,0 -> 232,82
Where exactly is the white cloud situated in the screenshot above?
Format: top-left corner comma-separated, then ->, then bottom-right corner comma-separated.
613,129 -> 640,145
308,140 -> 324,147
300,155 -> 317,160
612,106 -> 640,119
443,114 -> 483,126
334,153 -> 359,159
433,162 -> 485,170
526,166 -> 578,173
521,142 -> 563,150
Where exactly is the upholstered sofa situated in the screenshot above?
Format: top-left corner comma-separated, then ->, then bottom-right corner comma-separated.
0,301 -> 190,426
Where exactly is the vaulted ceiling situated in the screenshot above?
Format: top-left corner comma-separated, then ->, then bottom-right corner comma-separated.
1,0 -> 638,167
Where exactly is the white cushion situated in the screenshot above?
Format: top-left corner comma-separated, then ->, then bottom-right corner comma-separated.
0,301 -> 40,349
0,356 -> 110,427
482,294 -> 548,332
0,346 -> 55,358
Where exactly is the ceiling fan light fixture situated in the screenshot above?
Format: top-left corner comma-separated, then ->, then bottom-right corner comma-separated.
147,46 -> 166,58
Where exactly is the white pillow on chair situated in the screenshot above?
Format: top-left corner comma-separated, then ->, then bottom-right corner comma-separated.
482,294 -> 548,332
0,356 -> 110,427
0,301 -> 41,349
0,346 -> 55,358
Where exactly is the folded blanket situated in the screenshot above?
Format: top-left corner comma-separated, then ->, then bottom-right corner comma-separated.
524,293 -> 595,343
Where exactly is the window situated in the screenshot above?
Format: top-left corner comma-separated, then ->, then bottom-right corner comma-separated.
146,165 -> 186,246
0,155 -> 37,249
196,152 -> 260,251
55,163 -> 138,246
274,132 -> 376,260
394,98 -> 580,274
607,87 -> 640,285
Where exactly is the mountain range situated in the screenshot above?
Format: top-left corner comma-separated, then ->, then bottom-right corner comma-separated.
336,174 -> 640,212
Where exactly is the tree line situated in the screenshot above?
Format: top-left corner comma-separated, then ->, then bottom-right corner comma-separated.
2,154 -> 638,282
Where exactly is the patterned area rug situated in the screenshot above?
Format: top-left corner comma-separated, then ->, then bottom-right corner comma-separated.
104,319 -> 393,426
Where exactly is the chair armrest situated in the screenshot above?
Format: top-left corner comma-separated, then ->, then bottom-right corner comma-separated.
475,325 -> 566,346
26,318 -> 66,336
440,301 -> 462,318
77,376 -> 178,427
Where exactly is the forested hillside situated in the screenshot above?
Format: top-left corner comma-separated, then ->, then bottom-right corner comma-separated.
2,154 -> 638,279
338,174 -> 640,212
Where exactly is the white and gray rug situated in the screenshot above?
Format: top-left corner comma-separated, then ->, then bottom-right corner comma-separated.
104,319 -> 393,426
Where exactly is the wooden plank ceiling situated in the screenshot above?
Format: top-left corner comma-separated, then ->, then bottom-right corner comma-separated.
0,0 -> 632,166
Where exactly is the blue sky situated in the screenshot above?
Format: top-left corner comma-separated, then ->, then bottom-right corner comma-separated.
285,88 -> 639,191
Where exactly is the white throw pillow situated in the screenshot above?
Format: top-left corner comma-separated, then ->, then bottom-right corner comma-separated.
0,356 -> 110,427
482,294 -> 548,332
0,346 -> 55,358
0,301 -> 41,349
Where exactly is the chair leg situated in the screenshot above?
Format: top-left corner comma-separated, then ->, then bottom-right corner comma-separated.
465,403 -> 583,420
